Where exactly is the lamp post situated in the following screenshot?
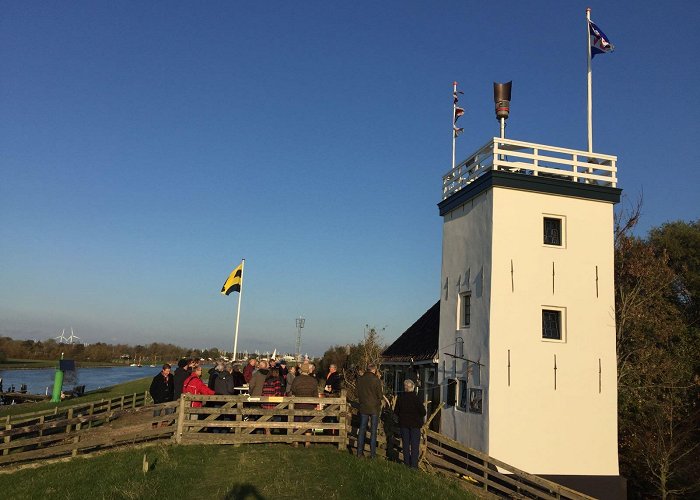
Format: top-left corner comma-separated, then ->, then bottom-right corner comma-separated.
295,316 -> 305,362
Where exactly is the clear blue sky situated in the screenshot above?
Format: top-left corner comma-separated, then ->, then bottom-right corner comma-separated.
1,1 -> 698,355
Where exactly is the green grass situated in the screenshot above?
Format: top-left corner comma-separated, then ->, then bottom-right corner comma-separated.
0,444 -> 476,499
0,377 -> 152,417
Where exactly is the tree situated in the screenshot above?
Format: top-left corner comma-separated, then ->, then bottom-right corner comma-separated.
615,211 -> 700,498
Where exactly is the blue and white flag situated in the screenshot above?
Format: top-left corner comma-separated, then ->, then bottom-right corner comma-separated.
589,20 -> 614,58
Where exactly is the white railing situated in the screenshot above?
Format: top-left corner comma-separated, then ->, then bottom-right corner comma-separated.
442,137 -> 617,199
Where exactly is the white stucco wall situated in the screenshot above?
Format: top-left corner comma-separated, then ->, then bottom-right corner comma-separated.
488,186 -> 619,475
438,190 -> 492,452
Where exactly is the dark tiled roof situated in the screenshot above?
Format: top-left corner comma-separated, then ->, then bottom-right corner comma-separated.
381,301 -> 439,362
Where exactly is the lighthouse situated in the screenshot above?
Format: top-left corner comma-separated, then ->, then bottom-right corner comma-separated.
436,85 -> 624,496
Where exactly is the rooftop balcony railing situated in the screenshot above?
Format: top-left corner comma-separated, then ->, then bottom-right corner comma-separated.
442,137 -> 617,200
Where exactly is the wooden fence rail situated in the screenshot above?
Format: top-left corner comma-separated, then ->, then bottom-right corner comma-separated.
0,391 -> 151,462
176,394 -> 348,448
423,430 -> 594,500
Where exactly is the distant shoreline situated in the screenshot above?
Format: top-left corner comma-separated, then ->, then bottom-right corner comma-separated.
0,359 -> 126,371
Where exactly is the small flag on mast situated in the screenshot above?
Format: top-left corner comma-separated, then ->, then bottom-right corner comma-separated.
221,262 -> 243,295
453,126 -> 464,138
589,20 -> 614,58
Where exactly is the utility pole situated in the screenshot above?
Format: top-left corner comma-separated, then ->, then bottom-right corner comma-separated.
295,316 -> 305,362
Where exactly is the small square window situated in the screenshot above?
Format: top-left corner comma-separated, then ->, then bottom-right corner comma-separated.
457,379 -> 467,411
542,309 -> 562,340
544,217 -> 562,246
458,292 -> 471,328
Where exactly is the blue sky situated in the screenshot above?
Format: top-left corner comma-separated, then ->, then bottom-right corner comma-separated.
1,1 -> 698,355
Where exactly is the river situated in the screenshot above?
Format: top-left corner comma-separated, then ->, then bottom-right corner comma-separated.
0,365 -> 164,395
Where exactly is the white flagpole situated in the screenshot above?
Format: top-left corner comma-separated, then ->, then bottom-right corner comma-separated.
232,258 -> 245,361
452,81 -> 458,170
586,8 -> 593,153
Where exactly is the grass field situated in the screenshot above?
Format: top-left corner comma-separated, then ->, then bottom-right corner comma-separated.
0,377 -> 152,417
0,444 -> 475,499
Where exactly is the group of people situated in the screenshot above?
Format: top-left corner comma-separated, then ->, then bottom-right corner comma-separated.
148,357 -> 343,407
148,357 -> 425,469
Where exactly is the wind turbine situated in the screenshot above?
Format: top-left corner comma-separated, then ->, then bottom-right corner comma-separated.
55,329 -> 68,343
66,328 -> 81,345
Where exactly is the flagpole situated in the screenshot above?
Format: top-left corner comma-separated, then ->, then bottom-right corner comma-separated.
232,258 -> 245,361
586,7 -> 593,153
452,81 -> 457,170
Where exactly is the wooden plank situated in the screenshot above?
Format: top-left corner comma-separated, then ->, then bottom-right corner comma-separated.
427,453 -> 532,498
0,432 -> 73,452
425,443 -> 561,500
179,433 -> 342,445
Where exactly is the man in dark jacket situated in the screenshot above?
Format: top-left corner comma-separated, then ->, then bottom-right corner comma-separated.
394,379 -> 426,468
231,364 -> 246,395
149,364 -> 174,404
149,364 -> 174,427
356,364 -> 383,458
214,364 -> 236,395
173,358 -> 194,399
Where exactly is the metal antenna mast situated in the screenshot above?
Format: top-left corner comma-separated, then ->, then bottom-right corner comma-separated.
295,316 -> 305,362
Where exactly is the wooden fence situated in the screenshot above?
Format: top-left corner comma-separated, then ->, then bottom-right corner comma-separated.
422,430 -> 593,500
0,393 -> 592,500
0,392 -> 162,464
175,394 -> 347,448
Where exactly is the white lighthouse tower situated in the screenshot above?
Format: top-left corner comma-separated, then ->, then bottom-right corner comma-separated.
436,85 -> 623,496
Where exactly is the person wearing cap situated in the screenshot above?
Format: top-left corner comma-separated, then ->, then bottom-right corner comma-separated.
356,363 -> 383,458
173,358 -> 194,400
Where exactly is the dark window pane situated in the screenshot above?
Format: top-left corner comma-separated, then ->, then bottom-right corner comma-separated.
542,310 -> 562,339
461,294 -> 471,327
458,380 -> 467,410
447,378 -> 457,406
544,217 -> 562,245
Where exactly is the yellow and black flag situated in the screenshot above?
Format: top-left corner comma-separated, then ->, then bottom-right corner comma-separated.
221,262 -> 243,295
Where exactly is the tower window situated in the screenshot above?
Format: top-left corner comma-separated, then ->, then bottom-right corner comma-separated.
544,217 -> 562,246
542,309 -> 563,340
457,379 -> 467,411
459,292 -> 471,328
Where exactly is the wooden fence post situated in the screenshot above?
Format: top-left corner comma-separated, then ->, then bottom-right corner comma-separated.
338,391 -> 348,451
66,408 -> 74,434
72,434 -> 80,457
2,424 -> 11,456
120,395 -> 125,411
88,403 -> 95,429
175,397 -> 186,444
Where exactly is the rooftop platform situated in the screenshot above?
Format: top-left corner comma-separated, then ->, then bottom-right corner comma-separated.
443,137 -> 617,200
